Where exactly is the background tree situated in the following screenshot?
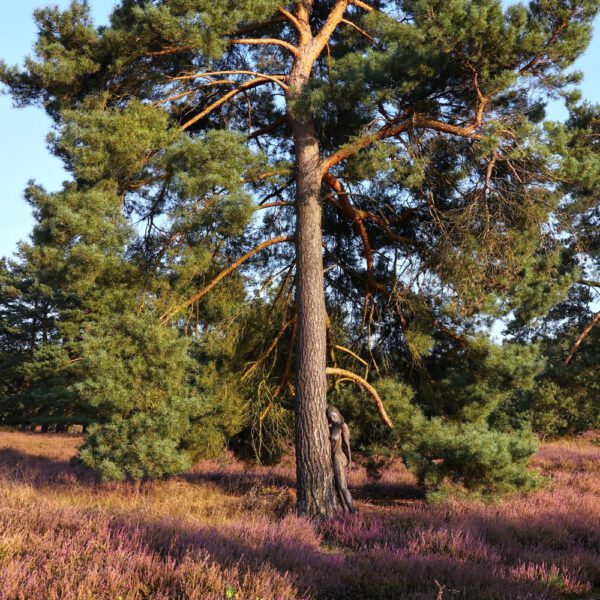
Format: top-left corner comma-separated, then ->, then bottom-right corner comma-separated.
549,102 -> 599,371
0,179 -> 131,431
2,0 -> 599,516
497,102 -> 599,437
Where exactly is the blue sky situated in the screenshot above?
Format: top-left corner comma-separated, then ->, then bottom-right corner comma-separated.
1,2 -> 599,259
0,1 -> 112,259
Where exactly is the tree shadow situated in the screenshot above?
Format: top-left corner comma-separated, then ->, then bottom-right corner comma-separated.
184,464 -> 296,496
186,461 -> 425,505
0,441 -> 424,510
106,509 -> 571,600
352,479 -> 425,503
0,447 -> 93,486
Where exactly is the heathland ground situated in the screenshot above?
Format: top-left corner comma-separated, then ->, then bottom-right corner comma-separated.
0,431 -> 598,599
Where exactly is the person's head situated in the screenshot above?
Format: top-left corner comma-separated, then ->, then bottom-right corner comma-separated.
326,406 -> 344,425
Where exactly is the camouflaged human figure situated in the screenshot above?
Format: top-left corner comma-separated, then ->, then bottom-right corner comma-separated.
326,406 -> 356,513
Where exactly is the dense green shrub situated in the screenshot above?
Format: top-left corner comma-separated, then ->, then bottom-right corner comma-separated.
75,314 -> 199,480
333,378 -> 540,495
79,409 -> 194,481
405,420 -> 540,494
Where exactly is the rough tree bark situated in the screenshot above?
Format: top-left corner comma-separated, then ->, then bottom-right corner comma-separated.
291,109 -> 340,516
288,20 -> 341,516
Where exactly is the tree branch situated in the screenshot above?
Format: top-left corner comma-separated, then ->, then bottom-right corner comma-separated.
324,172 -> 376,279
161,235 -> 294,321
272,316 -> 297,400
242,317 -> 295,382
171,70 -> 289,89
228,38 -> 299,57
325,174 -> 411,245
564,311 -> 600,366
341,18 -> 374,42
242,168 -> 291,184
518,6 -> 578,75
321,86 -> 487,174
323,172 -> 410,299
154,80 -> 238,107
578,279 -> 600,288
256,201 -> 294,210
144,45 -> 195,57
178,78 -> 275,131
334,344 -> 369,371
277,6 -> 303,33
325,367 -> 393,428
349,0 -> 375,12
248,114 -> 288,139
312,1 -> 350,62
325,110 -> 488,172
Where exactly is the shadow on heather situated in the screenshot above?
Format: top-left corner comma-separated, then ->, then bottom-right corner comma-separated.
108,509 -> 578,600
0,447 -> 93,486
186,463 -> 425,504
184,466 -> 296,495
0,442 -> 424,508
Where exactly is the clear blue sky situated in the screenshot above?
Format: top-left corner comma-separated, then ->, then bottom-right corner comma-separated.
1,2 -> 599,258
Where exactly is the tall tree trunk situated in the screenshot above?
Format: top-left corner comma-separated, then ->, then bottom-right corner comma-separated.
284,3 -> 342,517
290,104 -> 340,517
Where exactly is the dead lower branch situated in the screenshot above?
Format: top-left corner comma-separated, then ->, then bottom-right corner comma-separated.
161,235 -> 294,322
326,367 -> 394,428
242,317 -> 296,382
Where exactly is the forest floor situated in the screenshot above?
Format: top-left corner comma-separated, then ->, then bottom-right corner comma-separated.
0,432 -> 598,599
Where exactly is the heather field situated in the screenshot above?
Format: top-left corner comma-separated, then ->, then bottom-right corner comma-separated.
0,432 -> 599,600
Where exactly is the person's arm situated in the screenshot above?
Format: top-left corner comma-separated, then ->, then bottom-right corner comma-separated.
342,423 -> 352,469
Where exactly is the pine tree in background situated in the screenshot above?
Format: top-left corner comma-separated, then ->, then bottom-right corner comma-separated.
1,0 -> 600,515
497,102 -> 600,437
0,179 -> 131,430
0,254 -> 60,428
550,102 -> 599,370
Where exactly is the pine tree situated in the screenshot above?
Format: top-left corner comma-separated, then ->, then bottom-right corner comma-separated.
552,102 -> 599,368
500,102 -> 600,436
3,0 -> 600,515
0,179 -> 130,431
76,312 -> 201,480
0,254 -> 58,427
